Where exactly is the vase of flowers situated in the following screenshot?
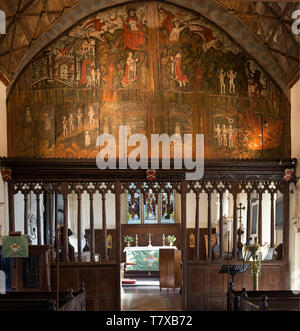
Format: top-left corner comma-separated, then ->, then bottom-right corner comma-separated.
124,235 -> 133,247
167,235 -> 176,247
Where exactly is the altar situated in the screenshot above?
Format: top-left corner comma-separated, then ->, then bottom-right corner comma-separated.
123,246 -> 177,272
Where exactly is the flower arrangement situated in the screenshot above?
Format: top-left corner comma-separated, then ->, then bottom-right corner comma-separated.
167,235 -> 176,246
124,235 -> 134,247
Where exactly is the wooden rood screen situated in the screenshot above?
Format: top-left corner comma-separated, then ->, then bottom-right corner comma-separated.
0,158 -> 296,310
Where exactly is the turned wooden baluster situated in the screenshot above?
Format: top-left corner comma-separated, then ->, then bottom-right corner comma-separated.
207,191 -> 212,261
181,181 -> 187,262
54,192 -> 58,262
115,181 -> 121,311
23,192 -> 28,235
102,191 -> 108,257
115,181 -> 121,264
77,192 -> 82,262
270,191 -> 275,248
232,193 -> 238,259
219,191 -> 224,259
89,190 -> 95,262
62,182 -> 69,263
194,192 -> 200,261
49,192 -> 54,258
246,191 -> 251,242
258,191 -> 263,245
36,191 -> 41,245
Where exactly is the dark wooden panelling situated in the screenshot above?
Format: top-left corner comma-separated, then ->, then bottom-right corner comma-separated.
185,261 -> 289,311
50,263 -> 119,311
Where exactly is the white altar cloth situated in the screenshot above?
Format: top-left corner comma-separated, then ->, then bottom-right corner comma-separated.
123,246 -> 177,253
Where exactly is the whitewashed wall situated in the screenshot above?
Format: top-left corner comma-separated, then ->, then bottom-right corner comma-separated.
0,82 -> 7,239
290,80 -> 300,291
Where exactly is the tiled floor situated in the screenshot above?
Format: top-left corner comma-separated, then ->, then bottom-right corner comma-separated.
121,283 -> 183,311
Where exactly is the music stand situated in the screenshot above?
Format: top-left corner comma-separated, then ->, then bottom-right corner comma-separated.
219,264 -> 249,311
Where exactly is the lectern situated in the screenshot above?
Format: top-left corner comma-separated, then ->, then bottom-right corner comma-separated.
219,264 -> 249,311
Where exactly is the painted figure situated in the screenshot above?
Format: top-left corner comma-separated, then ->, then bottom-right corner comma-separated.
63,116 -> 68,137
85,131 -> 91,147
214,124 -> 222,146
122,7 -> 145,51
69,113 -> 74,133
103,117 -> 109,134
160,7 -> 186,42
228,124 -> 234,149
122,52 -> 139,87
88,107 -> 95,128
96,68 -> 101,87
78,40 -> 95,86
222,124 -> 228,147
227,70 -> 236,94
175,122 -> 181,135
219,69 -> 226,95
44,113 -> 51,131
77,109 -> 83,130
171,53 -> 189,87
188,23 -> 219,52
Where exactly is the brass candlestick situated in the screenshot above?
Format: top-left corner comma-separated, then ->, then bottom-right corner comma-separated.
147,232 -> 153,246
135,234 -> 138,247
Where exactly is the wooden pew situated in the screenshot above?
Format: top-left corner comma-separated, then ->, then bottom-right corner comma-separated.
234,290 -> 300,311
0,283 -> 86,311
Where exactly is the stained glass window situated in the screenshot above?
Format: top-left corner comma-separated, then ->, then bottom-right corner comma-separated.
144,190 -> 158,224
126,185 -> 175,224
127,192 -> 141,224
161,192 -> 175,223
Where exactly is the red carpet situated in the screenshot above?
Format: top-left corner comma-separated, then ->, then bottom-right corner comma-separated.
122,279 -> 136,285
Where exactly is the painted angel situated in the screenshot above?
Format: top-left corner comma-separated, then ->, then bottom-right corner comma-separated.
160,7 -> 186,42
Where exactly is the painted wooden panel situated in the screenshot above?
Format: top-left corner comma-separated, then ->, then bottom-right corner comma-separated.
7,2 -> 290,160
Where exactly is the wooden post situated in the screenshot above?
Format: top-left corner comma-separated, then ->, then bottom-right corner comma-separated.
180,180 -> 187,310
23,193 -> 28,235
270,192 -> 275,248
258,192 -> 263,245
232,194 -> 238,259
283,182 -> 290,262
49,193 -> 54,259
194,192 -> 200,261
36,192 -> 41,245
77,192 -> 82,262
8,181 -> 15,233
207,192 -> 212,261
89,192 -> 95,262
54,192 -> 58,262
102,192 -> 108,257
62,182 -> 69,263
219,191 -> 224,259
115,180 -> 121,311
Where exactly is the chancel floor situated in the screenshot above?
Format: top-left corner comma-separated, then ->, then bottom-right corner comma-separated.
121,280 -> 182,311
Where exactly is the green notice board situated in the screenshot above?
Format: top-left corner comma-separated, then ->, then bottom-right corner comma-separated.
126,250 -> 159,272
